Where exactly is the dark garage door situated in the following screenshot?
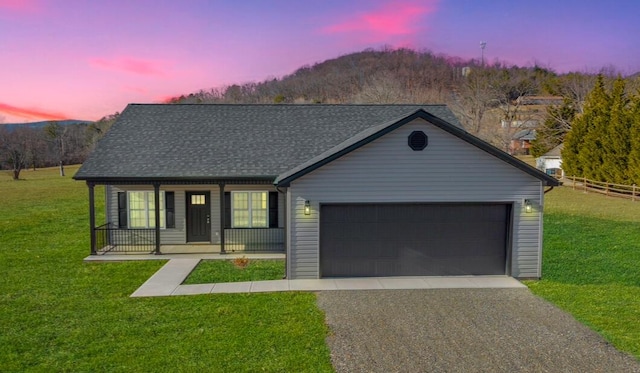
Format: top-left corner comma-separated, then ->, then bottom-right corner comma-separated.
320,203 -> 510,277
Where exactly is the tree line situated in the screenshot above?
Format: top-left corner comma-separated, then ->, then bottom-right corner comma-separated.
0,115 -> 118,179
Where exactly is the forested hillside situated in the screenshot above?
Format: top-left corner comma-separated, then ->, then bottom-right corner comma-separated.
167,48 -> 638,152
2,47 -> 639,179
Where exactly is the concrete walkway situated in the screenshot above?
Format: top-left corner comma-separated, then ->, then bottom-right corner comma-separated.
130,259 -> 526,297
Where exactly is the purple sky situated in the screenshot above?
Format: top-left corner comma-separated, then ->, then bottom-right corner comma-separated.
1,0 -> 638,123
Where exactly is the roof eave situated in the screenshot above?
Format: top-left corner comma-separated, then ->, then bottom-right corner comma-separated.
73,175 -> 277,185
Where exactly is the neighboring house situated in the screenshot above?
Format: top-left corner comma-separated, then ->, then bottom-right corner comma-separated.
509,129 -> 536,155
500,119 -> 538,128
536,144 -> 564,179
74,104 -> 560,279
516,95 -> 564,106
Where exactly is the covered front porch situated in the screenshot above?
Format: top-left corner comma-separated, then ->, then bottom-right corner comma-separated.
84,178 -> 286,256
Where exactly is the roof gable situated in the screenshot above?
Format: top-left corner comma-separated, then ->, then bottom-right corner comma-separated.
275,109 -> 560,187
540,143 -> 564,157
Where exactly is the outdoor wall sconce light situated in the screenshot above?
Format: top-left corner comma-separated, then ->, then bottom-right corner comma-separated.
524,199 -> 533,213
304,200 -> 311,215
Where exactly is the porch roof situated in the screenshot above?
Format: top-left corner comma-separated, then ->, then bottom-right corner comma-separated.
74,104 -> 461,182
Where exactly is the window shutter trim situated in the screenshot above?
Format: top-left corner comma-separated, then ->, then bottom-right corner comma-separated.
165,191 -> 175,228
117,192 -> 127,228
269,192 -> 278,228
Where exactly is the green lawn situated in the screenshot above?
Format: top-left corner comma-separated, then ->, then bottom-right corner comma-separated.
528,186 -> 640,359
0,167 -> 332,372
2,167 -> 639,369
183,259 -> 285,284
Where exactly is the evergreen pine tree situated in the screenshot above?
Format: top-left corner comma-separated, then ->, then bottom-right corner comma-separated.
628,95 -> 640,185
562,75 -> 609,178
577,75 -> 611,181
562,116 -> 585,177
601,77 -> 631,184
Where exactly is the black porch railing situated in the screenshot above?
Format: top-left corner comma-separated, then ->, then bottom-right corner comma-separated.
91,225 -> 283,254
224,228 -> 285,252
93,223 -> 156,254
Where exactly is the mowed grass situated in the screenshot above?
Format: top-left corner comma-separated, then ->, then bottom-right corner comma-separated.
3,167 -> 640,368
0,167 -> 332,372
183,260 -> 285,285
527,186 -> 640,359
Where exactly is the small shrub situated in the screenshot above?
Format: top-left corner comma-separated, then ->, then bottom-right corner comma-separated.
233,256 -> 249,269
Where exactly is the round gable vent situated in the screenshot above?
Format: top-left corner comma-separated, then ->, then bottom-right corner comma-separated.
408,131 -> 428,151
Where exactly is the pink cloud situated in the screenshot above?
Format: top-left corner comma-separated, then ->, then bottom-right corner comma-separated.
0,102 -> 68,121
155,94 -> 182,104
122,85 -> 148,94
89,57 -> 169,77
323,1 -> 436,42
0,0 -> 39,12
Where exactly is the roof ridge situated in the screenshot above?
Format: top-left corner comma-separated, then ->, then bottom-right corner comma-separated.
127,103 -> 449,107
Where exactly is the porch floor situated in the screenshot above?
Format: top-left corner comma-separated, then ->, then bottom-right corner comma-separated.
92,244 -> 285,255
124,258 -> 525,297
84,252 -> 285,262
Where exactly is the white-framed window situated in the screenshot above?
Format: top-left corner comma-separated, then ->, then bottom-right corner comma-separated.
232,191 -> 268,228
128,191 -> 165,229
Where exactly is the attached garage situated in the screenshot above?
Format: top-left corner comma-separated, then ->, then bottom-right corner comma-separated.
275,108 -> 560,280
319,203 -> 510,277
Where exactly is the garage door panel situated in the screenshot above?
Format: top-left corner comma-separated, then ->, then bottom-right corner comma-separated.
320,203 -> 509,277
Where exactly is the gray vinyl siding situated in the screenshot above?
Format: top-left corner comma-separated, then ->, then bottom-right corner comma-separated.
287,118 -> 544,279
106,184 -> 283,245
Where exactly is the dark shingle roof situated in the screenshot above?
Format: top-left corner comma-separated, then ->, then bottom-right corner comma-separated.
513,129 -> 536,141
74,104 -> 462,180
74,104 -> 559,186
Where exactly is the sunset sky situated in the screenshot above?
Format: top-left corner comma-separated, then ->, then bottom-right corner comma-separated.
1,0 -> 639,123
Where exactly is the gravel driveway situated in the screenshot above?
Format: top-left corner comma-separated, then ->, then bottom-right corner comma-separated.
317,288 -> 640,373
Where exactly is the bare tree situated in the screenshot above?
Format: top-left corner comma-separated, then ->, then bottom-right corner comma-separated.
353,72 -> 408,104
24,128 -> 47,170
44,121 -> 68,176
450,68 -> 497,135
0,127 -> 33,180
549,73 -> 596,114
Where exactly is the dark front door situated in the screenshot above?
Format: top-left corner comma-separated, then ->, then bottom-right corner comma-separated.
186,192 -> 211,242
320,203 -> 510,277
